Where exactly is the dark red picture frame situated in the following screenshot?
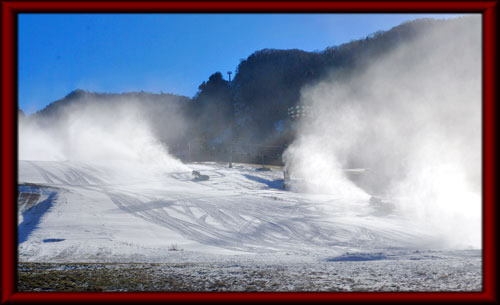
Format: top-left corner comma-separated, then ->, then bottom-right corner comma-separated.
1,1 -> 496,303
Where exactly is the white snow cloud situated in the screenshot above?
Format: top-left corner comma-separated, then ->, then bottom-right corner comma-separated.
284,16 -> 482,248
18,97 -> 188,173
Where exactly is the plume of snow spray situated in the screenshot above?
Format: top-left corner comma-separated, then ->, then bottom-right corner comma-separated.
18,97 -> 189,174
284,16 -> 481,249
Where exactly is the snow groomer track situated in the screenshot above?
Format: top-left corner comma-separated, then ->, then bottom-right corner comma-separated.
17,160 -> 481,291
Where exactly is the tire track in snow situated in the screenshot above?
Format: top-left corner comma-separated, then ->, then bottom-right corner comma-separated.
19,161 -> 444,258
103,184 -> 345,253
105,192 -> 239,250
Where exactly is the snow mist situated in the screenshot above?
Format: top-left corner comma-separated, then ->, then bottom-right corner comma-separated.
284,16 -> 481,249
18,97 -> 189,174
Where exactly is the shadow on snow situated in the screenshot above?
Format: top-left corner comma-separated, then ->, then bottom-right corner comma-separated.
243,174 -> 284,190
326,252 -> 387,262
18,192 -> 57,244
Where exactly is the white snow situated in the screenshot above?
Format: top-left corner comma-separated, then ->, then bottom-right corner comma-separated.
18,160 -> 478,264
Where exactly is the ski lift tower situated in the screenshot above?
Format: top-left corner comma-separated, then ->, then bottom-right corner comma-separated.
227,71 -> 233,168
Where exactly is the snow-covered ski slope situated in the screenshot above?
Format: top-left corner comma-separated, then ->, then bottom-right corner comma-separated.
18,160 -> 459,263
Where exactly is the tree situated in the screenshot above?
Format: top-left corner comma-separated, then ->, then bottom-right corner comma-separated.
188,72 -> 234,160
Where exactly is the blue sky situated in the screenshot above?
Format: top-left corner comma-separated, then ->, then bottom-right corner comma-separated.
18,13 -> 461,114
